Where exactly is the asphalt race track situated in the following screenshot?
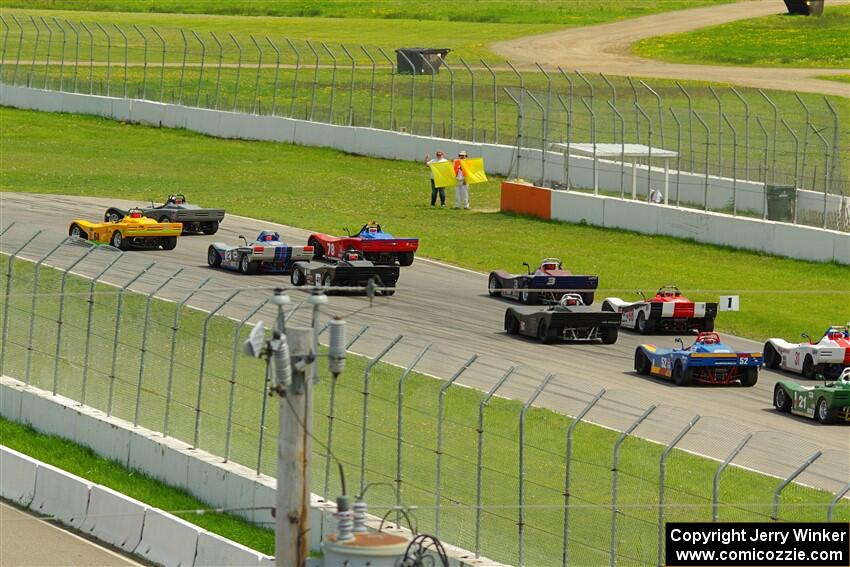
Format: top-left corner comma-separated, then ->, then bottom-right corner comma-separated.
1,193 -> 847,489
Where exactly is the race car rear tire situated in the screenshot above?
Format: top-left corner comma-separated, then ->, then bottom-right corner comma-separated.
202,222 -> 219,235
383,282 -> 396,297
763,343 -> 780,369
398,252 -> 414,267
816,397 -> 836,424
207,246 -> 222,268
520,284 -> 536,305
580,292 -> 595,306
105,208 -> 123,223
636,312 -> 656,334
290,266 -> 305,286
672,363 -> 692,386
601,301 -> 614,312
110,230 -> 129,251
634,350 -> 650,375
600,327 -> 618,345
322,273 -> 333,291
69,224 -> 87,240
158,215 -> 171,224
504,312 -> 519,335
699,318 -> 715,332
308,237 -> 324,260
740,367 -> 758,387
488,274 -> 500,297
802,355 -> 816,379
773,385 -> 791,412
538,321 -> 556,345
239,254 -> 257,275
161,236 -> 177,250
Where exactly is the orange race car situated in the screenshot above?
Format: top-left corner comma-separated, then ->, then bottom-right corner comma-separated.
69,208 -> 182,250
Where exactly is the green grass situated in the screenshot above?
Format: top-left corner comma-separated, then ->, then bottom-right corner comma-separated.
818,74 -> 850,84
1,256 -> 846,567
0,417 -> 275,554
634,6 -> 850,68
2,107 -> 847,342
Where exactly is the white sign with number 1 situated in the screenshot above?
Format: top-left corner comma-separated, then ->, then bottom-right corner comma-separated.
719,295 -> 740,311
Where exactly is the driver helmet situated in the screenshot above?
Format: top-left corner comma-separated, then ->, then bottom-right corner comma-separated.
542,262 -> 558,271
173,197 -> 184,205
130,211 -> 142,219
263,234 -> 275,241
368,227 -> 378,234
701,335 -> 717,344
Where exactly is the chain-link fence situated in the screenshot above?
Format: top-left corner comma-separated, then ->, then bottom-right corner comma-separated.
1,15 -> 847,231
2,228 -> 848,566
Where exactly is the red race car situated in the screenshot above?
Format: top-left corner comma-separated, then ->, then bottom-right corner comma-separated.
602,285 -> 718,334
307,222 -> 419,266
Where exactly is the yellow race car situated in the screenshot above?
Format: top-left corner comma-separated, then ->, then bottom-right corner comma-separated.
69,208 -> 182,250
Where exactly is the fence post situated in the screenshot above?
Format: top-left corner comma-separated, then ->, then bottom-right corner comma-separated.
322,325 -> 371,501
305,39 -> 319,121
823,97 -> 839,199
557,68 -> 574,185
0,230 -> 42,376
507,60 -> 525,144
535,62 -> 553,154
827,482 -> 850,522
29,16 -> 42,88
359,335 -> 403,494
475,366 -> 517,557
193,290 -> 240,447
758,89 -> 778,185
794,93 -> 811,189
730,87 -> 750,180
112,24 -> 127,97
607,101 -> 626,198
610,404 -> 656,567
526,90 -> 547,185
518,373 -> 555,567
80,21 -> 94,94
40,16 -> 52,90
434,354 -> 478,538
132,25 -> 148,99
80,251 -> 123,405
772,451 -> 821,521
634,100 -> 653,200
377,47 -> 395,130
575,69 -> 594,124
9,14 -> 23,86
562,389 -> 606,566
1,15 -> 10,80
285,38 -> 301,118
809,124 -> 830,229
459,57 -> 476,141
24,238 -> 69,385
246,34 -> 261,114
580,97 -> 597,194
192,30 -> 206,108
397,49 -> 417,134
503,88 -> 522,179
92,23 -> 110,97
693,110 -> 711,211
265,36 -> 280,116
713,432 -> 752,521
756,116 -> 769,217
228,33 -> 243,112
321,42 -> 338,123
339,44 -> 356,126
395,343 -> 432,524
657,415 -> 700,567
133,268 -> 183,426
675,82 -> 694,172
52,18 -> 66,92
780,119 -> 800,223
722,113 -> 739,215
555,95 -> 572,189
600,73 -> 617,143
479,59 -> 497,143
223,297 -> 270,462
361,45 -> 377,128
668,108 -> 682,207
51,244 -> 96,395
150,26 -> 165,102
641,80 -> 665,147
163,277 -> 210,436
708,85 -> 723,176
106,262 -> 154,417
420,54 -> 436,137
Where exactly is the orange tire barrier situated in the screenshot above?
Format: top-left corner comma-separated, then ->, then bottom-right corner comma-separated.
500,181 -> 552,220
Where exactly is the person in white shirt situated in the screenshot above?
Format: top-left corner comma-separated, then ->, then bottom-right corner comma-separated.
424,150 -> 448,207
453,150 -> 470,209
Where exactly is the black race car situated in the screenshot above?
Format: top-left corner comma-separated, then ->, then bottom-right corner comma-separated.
504,293 -> 621,344
488,258 -> 599,305
290,250 -> 400,296
105,194 -> 225,235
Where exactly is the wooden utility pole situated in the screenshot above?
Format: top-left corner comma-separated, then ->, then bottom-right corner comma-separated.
276,326 -> 313,567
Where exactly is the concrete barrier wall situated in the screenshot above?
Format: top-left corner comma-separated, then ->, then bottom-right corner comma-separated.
2,83 -> 845,222
502,181 -> 849,264
0,375 -> 500,567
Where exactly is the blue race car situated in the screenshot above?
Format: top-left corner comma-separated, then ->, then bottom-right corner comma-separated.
207,231 -> 314,274
633,332 -> 762,386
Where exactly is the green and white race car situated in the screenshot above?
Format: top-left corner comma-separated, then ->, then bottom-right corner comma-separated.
773,368 -> 850,424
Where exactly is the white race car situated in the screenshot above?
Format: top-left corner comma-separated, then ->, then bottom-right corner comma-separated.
601,285 -> 717,334
763,326 -> 850,379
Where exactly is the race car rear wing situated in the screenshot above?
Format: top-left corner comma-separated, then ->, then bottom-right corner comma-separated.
530,274 -> 598,291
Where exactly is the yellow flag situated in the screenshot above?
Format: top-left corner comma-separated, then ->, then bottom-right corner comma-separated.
430,160 -> 456,188
460,157 -> 488,184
